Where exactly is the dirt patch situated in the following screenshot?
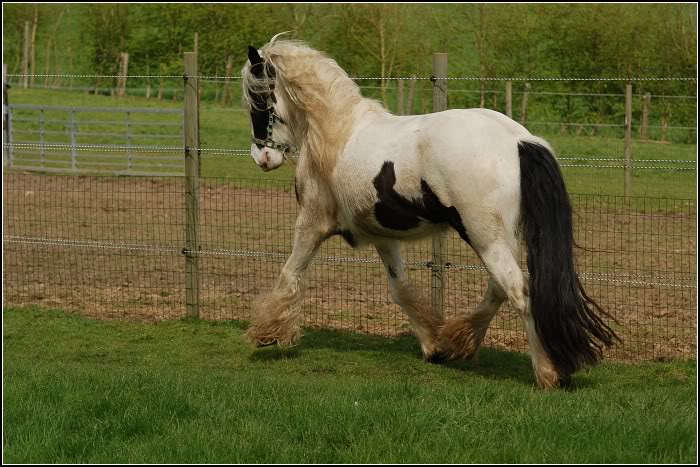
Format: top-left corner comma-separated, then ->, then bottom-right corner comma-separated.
3,173 -> 697,361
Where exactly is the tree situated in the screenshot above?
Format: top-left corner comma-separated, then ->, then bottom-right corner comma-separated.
337,4 -> 407,105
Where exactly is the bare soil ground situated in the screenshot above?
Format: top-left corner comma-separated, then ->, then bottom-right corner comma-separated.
4,174 -> 696,361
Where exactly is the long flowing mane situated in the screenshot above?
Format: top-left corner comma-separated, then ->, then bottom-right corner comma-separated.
242,39 -> 386,177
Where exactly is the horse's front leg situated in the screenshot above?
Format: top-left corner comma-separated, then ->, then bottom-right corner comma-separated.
245,210 -> 330,347
375,241 -> 444,362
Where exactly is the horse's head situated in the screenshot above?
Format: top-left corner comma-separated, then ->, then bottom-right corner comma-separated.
243,45 -> 296,172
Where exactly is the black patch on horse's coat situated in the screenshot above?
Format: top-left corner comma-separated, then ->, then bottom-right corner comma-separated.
518,141 -> 620,382
246,45 -> 279,148
325,229 -> 358,248
372,161 -> 471,245
250,109 -> 269,145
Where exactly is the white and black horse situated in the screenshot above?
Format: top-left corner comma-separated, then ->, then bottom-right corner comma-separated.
241,37 -> 618,389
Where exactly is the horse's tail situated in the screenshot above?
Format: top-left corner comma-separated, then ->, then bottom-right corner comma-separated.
517,139 -> 619,378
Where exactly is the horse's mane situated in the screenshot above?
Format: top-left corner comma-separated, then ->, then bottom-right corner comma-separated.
242,38 -> 386,178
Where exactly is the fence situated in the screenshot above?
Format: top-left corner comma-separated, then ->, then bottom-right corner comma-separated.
5,104 -> 183,175
2,54 -> 697,363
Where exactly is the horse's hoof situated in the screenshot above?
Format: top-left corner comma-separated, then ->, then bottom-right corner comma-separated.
425,350 -> 448,363
558,373 -> 572,388
254,339 -> 277,348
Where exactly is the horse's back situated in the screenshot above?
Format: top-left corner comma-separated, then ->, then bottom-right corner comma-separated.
334,108 -> 535,246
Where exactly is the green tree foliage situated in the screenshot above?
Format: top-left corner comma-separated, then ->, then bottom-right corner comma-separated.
2,3 -> 696,127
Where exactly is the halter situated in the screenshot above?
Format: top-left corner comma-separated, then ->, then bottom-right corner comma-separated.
251,97 -> 299,158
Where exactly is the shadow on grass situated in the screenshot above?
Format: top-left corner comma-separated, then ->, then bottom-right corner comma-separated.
247,325 -> 549,387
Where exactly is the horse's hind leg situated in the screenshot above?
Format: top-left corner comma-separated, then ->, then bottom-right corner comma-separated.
375,241 -> 443,361
438,277 -> 506,361
477,240 -> 559,389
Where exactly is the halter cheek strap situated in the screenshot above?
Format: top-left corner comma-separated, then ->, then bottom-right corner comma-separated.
251,98 -> 299,157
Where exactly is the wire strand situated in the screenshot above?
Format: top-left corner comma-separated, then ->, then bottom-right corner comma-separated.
4,73 -> 697,82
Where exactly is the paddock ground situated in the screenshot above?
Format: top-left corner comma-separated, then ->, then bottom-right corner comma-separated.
3,174 -> 696,361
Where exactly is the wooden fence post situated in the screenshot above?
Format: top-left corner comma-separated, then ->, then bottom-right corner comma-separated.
640,92 -> 650,140
623,83 -> 632,197
431,53 -> 448,318
397,79 -> 404,115
520,82 -> 530,127
184,52 -> 201,319
407,75 -> 416,115
505,81 -> 512,118
118,53 -> 129,98
3,64 -> 11,168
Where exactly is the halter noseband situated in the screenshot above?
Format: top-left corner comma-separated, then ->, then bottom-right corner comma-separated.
251,97 -> 299,157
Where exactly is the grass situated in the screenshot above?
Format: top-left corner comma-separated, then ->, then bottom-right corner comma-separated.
7,88 -> 696,197
3,306 -> 697,464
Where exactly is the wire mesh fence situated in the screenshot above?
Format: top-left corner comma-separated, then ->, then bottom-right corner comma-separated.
3,70 -> 697,362
5,75 -> 695,196
3,173 -> 696,361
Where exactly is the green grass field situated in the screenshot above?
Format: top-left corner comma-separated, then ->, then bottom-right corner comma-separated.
7,88 -> 696,197
3,307 -> 696,464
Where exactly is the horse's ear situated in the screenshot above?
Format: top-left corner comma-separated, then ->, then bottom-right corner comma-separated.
248,45 -> 263,65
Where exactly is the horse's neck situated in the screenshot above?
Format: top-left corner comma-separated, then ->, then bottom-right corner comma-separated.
300,97 -> 385,177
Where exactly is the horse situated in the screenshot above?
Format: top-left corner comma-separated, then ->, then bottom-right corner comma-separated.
240,36 -> 619,389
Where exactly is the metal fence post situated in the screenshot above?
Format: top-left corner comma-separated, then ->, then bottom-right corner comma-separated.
624,83 -> 632,197
184,52 -> 201,319
431,53 -> 448,318
70,109 -> 77,173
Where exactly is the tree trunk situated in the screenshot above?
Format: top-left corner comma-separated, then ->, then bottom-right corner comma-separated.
29,6 -> 38,87
68,47 -> 74,90
44,10 -> 66,89
21,21 -> 30,88
44,40 -> 52,88
158,65 -> 164,100
520,82 -> 530,127
379,17 -> 388,106
146,64 -> 152,99
52,44 -> 62,89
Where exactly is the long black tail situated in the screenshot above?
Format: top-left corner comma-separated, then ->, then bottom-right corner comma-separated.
518,140 -> 620,378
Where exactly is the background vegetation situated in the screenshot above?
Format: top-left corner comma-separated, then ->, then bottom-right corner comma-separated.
3,3 -> 697,126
